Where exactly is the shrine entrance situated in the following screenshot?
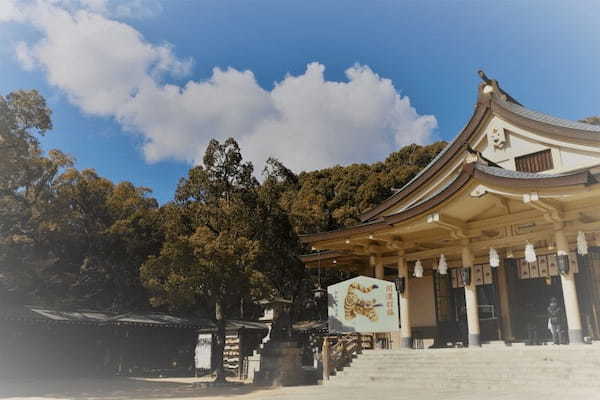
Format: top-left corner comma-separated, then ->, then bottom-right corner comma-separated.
434,266 -> 501,346
506,257 -> 566,343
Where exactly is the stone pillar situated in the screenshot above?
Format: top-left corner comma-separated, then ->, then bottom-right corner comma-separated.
375,256 -> 384,280
462,245 -> 481,347
555,229 -> 583,344
396,253 -> 412,348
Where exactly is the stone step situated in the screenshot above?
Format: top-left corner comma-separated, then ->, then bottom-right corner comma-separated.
358,349 -> 600,357
330,378 -> 600,386
353,358 -> 600,364
356,353 -> 600,359
349,360 -> 600,368
262,386 -> 600,400
337,369 -> 598,378
344,358 -> 597,366
318,347 -> 600,399
336,367 -> 600,378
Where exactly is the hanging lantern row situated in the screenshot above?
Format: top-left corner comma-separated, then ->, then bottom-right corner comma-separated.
410,232 -> 591,279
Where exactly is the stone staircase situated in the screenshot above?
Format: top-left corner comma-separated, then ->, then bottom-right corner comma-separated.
261,345 -> 600,400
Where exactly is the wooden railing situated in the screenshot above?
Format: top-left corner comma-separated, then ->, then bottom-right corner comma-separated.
321,333 -> 373,381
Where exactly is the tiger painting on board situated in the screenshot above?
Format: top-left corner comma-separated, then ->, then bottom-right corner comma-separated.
344,282 -> 382,322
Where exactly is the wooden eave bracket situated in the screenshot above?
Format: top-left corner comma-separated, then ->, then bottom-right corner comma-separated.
426,212 -> 467,240
523,192 -> 564,224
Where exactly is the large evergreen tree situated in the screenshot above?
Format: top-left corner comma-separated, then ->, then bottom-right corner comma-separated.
141,138 -> 266,381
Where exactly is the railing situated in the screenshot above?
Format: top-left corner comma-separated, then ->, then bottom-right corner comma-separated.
321,333 -> 373,381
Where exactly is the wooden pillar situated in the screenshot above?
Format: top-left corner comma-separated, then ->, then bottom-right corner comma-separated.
368,255 -> 376,278
496,260 -> 514,341
373,254 -> 386,348
462,245 -> 481,347
396,253 -> 412,348
375,256 -> 384,280
555,228 -> 584,344
322,338 -> 330,381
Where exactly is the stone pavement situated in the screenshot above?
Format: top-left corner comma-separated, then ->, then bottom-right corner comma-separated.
1,376 -> 599,400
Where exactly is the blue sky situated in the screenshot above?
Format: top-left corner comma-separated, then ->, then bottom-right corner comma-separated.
1,0 -> 599,203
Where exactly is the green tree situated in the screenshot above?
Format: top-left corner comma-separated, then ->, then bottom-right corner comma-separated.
254,158 -> 314,320
580,116 -> 600,126
141,138 -> 265,382
286,141 -> 447,234
0,90 -> 71,299
0,90 -> 161,309
48,168 -> 161,309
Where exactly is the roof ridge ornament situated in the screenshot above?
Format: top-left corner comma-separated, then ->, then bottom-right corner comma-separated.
477,70 -> 521,105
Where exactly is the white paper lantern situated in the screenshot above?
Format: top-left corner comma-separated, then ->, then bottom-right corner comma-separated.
577,231 -> 588,256
413,260 -> 423,278
525,242 -> 537,264
437,254 -> 448,275
489,248 -> 500,268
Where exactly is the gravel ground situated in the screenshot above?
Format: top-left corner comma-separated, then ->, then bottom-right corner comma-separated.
0,377 -> 282,400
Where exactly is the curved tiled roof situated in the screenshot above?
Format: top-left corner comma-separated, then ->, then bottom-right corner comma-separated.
359,78 -> 600,223
495,98 -> 600,134
474,164 -> 572,179
472,163 -> 594,188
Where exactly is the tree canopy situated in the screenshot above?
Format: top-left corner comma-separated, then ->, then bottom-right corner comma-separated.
580,116 -> 600,126
1,88 -> 447,381
0,90 -> 162,310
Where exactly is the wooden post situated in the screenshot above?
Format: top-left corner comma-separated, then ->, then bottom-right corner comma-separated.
462,245 -> 481,347
496,260 -> 514,341
375,256 -> 384,280
322,338 -> 330,381
556,228 -> 583,344
397,253 -> 412,348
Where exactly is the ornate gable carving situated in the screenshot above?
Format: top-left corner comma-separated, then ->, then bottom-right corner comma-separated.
488,127 -> 506,149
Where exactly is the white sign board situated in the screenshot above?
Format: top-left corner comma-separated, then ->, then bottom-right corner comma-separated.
328,276 -> 399,333
194,334 -> 212,370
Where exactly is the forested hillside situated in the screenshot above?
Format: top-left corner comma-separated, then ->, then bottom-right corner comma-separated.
285,141 -> 447,234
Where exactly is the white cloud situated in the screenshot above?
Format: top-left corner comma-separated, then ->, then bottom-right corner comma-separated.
79,0 -> 108,14
47,0 -> 163,19
4,0 -> 438,173
15,41 -> 36,70
113,0 -> 162,19
0,0 -> 25,22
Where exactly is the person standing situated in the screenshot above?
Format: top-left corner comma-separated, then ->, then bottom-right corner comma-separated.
547,297 -> 563,345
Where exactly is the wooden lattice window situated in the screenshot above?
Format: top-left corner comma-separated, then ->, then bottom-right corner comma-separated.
515,149 -> 553,173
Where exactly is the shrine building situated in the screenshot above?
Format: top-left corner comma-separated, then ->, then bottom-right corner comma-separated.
300,72 -> 600,348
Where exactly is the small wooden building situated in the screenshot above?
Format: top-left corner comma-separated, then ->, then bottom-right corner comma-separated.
0,304 -> 213,378
197,319 -> 268,378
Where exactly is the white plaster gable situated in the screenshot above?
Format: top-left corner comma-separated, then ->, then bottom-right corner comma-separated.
474,116 -> 600,173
